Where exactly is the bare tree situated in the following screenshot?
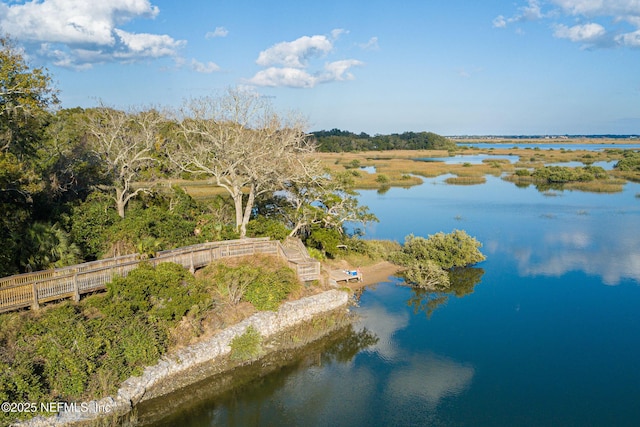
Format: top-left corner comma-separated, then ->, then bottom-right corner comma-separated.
169,87 -> 313,238
85,105 -> 162,218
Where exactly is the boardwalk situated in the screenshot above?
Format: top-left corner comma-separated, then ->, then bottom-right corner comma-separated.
0,238 -> 320,313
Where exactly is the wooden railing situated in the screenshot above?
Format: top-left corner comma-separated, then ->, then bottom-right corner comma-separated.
0,238 -> 320,314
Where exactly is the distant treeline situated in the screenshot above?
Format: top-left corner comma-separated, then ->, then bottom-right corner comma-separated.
454,134 -> 640,140
311,129 -> 457,152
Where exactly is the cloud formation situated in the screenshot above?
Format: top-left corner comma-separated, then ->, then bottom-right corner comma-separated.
0,0 -> 184,69
205,27 -> 229,39
249,30 -> 365,88
494,0 -> 640,48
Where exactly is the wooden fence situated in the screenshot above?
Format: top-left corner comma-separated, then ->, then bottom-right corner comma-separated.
0,238 -> 320,314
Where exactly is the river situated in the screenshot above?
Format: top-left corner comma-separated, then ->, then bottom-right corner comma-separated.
139,163 -> 640,426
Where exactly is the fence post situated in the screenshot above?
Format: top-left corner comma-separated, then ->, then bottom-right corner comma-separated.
31,282 -> 39,310
189,251 -> 195,274
73,272 -> 80,302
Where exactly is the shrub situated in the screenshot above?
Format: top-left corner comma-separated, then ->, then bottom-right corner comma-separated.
204,263 -> 261,306
307,228 -> 344,258
376,173 -> 390,184
614,150 -> 640,172
403,260 -> 450,290
393,230 -> 486,289
105,262 -> 206,325
201,256 -> 300,311
70,192 -> 119,259
246,216 -> 291,241
244,266 -> 298,311
229,325 -> 263,361
108,205 -> 197,255
344,159 -> 361,169
399,230 -> 486,270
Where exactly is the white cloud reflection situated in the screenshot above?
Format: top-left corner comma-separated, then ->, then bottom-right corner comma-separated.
513,226 -> 640,286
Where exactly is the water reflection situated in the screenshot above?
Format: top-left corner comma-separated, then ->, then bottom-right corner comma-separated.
387,354 -> 475,407
356,288 -> 476,411
513,228 -> 640,285
407,267 -> 485,318
358,175 -> 640,286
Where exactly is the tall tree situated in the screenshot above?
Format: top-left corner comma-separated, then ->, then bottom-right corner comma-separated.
0,35 -> 58,275
1,35 -> 58,156
169,87 -> 313,238
85,106 -> 163,218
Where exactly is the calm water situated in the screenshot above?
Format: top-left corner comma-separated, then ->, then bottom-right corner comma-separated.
457,142 -> 640,151
142,173 -> 640,426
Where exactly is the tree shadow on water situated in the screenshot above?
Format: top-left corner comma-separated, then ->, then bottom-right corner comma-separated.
407,267 -> 485,319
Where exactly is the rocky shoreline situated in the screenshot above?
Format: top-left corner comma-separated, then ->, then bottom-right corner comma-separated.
15,290 -> 350,427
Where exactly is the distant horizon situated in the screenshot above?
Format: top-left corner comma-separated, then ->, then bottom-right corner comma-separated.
309,129 -> 640,139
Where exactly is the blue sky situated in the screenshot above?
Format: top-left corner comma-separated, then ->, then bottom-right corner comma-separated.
1,0 -> 639,135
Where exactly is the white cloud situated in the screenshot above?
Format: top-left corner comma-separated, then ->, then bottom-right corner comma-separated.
114,29 -> 184,58
248,67 -> 318,88
331,28 -> 349,40
256,35 -> 333,68
616,29 -> 640,46
492,15 -> 508,28
190,59 -> 221,73
493,0 -> 545,28
496,0 -> 640,49
250,30 -> 365,88
359,36 -> 379,50
0,0 -> 184,68
205,26 -> 229,39
553,22 -> 607,42
323,59 -> 364,81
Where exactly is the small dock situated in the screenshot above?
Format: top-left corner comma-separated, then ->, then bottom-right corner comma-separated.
329,268 -> 362,285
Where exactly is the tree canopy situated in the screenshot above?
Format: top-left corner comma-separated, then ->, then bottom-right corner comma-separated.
311,128 -> 456,152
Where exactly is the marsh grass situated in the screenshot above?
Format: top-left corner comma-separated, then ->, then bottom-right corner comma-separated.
565,180 -> 625,193
150,145 -> 637,199
445,176 -> 487,185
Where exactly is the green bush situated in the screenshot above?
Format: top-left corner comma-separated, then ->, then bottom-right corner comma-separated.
393,230 -> 486,289
105,262 -> 207,325
229,325 -> 262,361
201,256 -> 300,311
108,205 -> 198,255
203,263 -> 261,306
403,260 -> 450,290
70,192 -> 119,259
398,230 -> 486,270
243,266 -> 298,311
246,216 -> 291,241
532,165 -> 607,183
376,174 -> 390,184
307,228 -> 344,258
615,150 -> 640,172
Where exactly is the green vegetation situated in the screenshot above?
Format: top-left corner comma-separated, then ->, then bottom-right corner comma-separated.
0,255 -> 304,424
614,150 -> 640,172
229,326 -> 263,362
0,262 -> 205,424
312,129 -> 456,152
392,230 -> 486,290
531,165 -> 608,183
200,255 -> 300,311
